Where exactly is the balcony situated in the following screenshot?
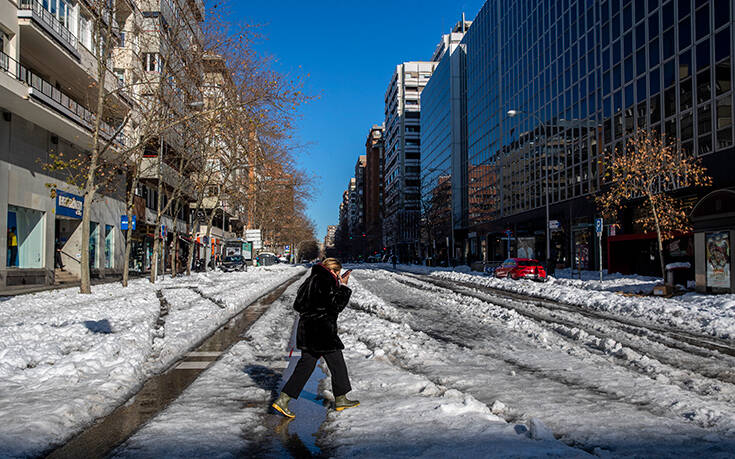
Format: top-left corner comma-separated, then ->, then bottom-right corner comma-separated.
0,50 -> 125,148
17,0 -> 80,60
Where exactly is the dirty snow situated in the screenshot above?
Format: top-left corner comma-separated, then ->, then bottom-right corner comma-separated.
0,265 -> 304,458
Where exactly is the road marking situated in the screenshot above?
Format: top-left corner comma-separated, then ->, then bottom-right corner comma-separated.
186,351 -> 221,357
176,361 -> 212,370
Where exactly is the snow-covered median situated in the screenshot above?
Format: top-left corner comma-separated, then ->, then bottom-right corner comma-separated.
0,265 -> 303,458
376,263 -> 735,340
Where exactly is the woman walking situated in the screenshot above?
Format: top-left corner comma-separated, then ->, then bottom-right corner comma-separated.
272,258 -> 359,418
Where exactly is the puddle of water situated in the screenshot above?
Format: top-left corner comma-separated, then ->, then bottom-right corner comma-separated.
262,318 -> 329,458
44,274 -> 302,459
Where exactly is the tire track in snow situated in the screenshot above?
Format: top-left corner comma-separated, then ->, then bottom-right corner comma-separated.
347,270 -> 735,453
389,272 -> 735,401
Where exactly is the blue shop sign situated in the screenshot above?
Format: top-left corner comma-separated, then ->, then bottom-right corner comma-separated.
56,190 -> 84,219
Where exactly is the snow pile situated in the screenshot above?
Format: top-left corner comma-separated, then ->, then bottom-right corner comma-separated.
0,265 -> 303,458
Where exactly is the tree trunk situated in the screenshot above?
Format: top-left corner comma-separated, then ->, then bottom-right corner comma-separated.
649,196 -> 667,280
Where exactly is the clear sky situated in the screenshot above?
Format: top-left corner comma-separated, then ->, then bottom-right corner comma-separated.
230,0 -> 486,241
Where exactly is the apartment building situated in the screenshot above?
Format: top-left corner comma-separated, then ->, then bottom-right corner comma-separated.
0,0 -> 206,290
0,0 -> 134,289
383,61 -> 437,262
364,124 -> 384,257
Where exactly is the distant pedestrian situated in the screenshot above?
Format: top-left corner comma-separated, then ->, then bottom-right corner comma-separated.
7,227 -> 17,267
54,237 -> 65,270
272,258 -> 359,418
391,254 -> 397,269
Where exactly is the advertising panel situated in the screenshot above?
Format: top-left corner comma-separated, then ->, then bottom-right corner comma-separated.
706,232 -> 731,289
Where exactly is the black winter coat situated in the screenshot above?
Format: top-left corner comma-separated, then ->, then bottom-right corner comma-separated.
293,263 -> 352,353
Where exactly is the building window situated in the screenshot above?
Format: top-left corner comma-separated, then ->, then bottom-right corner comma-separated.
144,53 -> 161,72
7,205 -> 45,269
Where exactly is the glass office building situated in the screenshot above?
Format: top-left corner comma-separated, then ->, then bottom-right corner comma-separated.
444,0 -> 733,273
461,0 -> 601,267
420,23 -> 469,264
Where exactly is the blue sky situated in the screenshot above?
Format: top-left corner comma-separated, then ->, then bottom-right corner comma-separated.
231,0 -> 486,241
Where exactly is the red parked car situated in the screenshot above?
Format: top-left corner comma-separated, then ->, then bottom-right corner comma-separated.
494,258 -> 547,281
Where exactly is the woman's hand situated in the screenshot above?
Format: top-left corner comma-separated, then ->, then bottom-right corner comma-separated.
340,271 -> 351,285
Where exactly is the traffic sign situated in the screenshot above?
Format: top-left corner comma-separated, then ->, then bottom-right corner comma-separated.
595,218 -> 603,235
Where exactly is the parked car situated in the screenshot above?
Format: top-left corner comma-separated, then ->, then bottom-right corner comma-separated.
257,252 -> 280,266
221,254 -> 247,272
493,258 -> 547,281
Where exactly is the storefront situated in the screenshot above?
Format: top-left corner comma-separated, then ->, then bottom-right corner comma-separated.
6,204 -> 45,269
692,189 -> 735,293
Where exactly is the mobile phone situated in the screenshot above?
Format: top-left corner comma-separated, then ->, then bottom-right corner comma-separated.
341,269 -> 353,278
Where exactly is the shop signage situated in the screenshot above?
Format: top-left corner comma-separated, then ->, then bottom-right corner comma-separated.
56,190 -> 84,219
548,220 -> 561,230
706,232 -> 731,289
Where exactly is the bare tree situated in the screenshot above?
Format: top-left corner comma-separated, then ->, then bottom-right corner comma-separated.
595,128 -> 712,279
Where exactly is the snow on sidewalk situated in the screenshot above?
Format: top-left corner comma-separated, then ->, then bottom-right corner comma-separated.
376,263 -> 735,340
0,265 -> 303,459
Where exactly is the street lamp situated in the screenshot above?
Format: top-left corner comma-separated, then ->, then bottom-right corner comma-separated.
507,109 -> 550,269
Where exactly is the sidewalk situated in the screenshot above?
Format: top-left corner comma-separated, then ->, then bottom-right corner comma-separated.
0,272 -> 147,298
0,265 -> 305,458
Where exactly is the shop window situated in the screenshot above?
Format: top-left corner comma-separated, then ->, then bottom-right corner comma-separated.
90,222 -> 99,269
6,206 -> 45,269
697,68 -> 711,104
105,225 -> 114,269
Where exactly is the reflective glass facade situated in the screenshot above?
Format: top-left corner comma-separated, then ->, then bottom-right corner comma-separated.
421,52 -> 453,254
455,0 -> 733,266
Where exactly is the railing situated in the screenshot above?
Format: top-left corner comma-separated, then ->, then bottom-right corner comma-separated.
18,0 -> 79,52
0,49 -> 125,147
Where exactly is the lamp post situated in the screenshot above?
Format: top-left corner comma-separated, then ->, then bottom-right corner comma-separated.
507,109 -> 550,269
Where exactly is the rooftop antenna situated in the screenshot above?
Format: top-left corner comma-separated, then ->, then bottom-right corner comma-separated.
462,12 -> 466,33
